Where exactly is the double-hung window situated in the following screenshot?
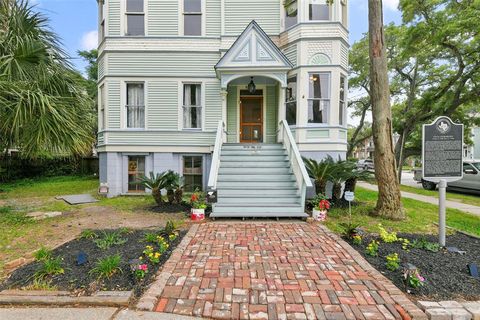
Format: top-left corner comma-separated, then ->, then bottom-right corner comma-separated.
339,75 -> 346,126
183,84 -> 202,129
125,0 -> 144,36
126,83 -> 145,128
308,73 -> 330,124
284,0 -> 298,29
183,0 -> 202,36
286,76 -> 297,125
309,0 -> 331,21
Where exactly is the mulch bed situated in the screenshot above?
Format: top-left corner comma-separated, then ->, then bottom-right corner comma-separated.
149,202 -> 192,213
347,232 -> 480,301
1,228 -> 186,298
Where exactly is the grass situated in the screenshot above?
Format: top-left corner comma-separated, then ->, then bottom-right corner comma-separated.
89,254 -> 122,280
398,184 -> 480,207
325,187 -> 480,237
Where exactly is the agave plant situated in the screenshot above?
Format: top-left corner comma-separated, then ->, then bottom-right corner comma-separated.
137,172 -> 166,205
303,156 -> 335,195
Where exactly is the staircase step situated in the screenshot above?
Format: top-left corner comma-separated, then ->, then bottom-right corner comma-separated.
219,167 -> 291,175
221,150 -> 286,156
218,189 -> 299,197
221,155 -> 288,162
217,197 -> 301,205
217,174 -> 295,182
212,204 -> 306,215
210,211 -> 308,218
222,144 -> 284,150
220,161 -> 290,168
217,181 -> 297,188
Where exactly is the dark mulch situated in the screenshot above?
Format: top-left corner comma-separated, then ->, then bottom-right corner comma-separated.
149,202 -> 192,213
1,228 -> 186,297
347,232 -> 480,301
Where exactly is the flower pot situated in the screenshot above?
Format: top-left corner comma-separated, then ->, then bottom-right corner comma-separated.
312,209 -> 327,221
191,208 -> 205,221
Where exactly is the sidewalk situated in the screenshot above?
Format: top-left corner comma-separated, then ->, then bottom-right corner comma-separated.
358,182 -> 480,217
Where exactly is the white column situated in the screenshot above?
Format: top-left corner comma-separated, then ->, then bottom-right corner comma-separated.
221,89 -> 228,126
278,84 -> 286,124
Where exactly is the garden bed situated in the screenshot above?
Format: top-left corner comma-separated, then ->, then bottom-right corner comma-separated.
346,231 -> 480,301
1,226 -> 186,299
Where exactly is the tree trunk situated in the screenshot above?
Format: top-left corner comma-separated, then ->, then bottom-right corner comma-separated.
332,183 -> 342,202
167,189 -> 175,204
152,188 -> 163,206
368,0 -> 405,220
315,180 -> 327,196
174,188 -> 183,204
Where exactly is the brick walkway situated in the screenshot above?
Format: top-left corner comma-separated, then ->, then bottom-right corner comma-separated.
151,222 -> 426,320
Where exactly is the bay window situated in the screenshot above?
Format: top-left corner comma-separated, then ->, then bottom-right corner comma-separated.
126,0 -> 144,36
183,83 -> 202,129
126,83 -> 145,128
309,0 -> 331,21
308,73 -> 330,124
286,76 -> 297,125
339,75 -> 346,126
284,0 -> 298,29
183,0 -> 202,36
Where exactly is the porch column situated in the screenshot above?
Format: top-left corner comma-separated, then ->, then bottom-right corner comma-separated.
221,89 -> 228,126
277,85 -> 286,125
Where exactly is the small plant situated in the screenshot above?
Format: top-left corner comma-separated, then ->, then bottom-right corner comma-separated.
190,190 -> 207,209
315,199 -> 331,211
399,238 -> 410,251
385,253 -> 400,271
378,224 -> 398,243
144,232 -> 158,243
25,279 -> 58,291
143,245 -> 161,264
80,229 -> 98,239
164,220 -> 177,235
366,240 -> 379,257
340,221 -> 361,239
352,234 -> 362,245
119,227 -> 132,235
94,231 -> 127,250
131,263 -> 149,280
411,237 -> 440,252
168,232 -> 178,242
89,254 -> 122,279
156,236 -> 170,253
404,268 -> 425,288
34,247 -> 52,262
35,257 -> 64,280
308,193 -> 329,208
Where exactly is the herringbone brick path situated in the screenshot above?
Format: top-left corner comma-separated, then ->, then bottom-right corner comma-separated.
153,222 -> 425,320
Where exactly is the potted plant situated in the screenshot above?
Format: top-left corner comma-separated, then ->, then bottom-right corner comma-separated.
312,197 -> 330,221
190,190 -> 207,221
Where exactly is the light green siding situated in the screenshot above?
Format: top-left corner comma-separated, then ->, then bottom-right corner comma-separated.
148,0 -> 178,36
265,86 -> 278,143
98,56 -> 105,79
107,52 -> 220,77
106,131 -> 215,146
107,80 -> 121,129
226,85 -> 238,143
147,81 -> 178,129
206,0 -> 221,36
307,129 -> 330,139
224,0 -> 280,35
108,0 -> 121,36
205,82 -> 222,130
283,44 -> 297,67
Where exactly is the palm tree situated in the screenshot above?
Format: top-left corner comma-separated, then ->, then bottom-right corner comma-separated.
342,168 -> 371,201
137,172 -> 166,205
0,0 -> 95,158
328,159 -> 355,202
303,156 -> 335,195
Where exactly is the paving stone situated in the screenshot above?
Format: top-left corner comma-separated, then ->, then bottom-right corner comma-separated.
449,308 -> 472,320
418,301 -> 442,311
0,307 -> 117,320
426,308 -> 452,320
440,301 -> 464,309
462,302 -> 480,320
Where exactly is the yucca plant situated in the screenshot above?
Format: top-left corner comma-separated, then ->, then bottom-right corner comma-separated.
303,156 -> 335,195
137,172 -> 166,205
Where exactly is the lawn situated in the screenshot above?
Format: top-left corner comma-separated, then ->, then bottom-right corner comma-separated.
399,184 -> 480,207
325,187 -> 480,237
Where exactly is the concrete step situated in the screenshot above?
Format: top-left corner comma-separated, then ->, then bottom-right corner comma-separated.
220,155 -> 288,162
217,189 -> 299,197
220,161 -> 290,168
217,181 -> 297,188
218,167 -> 291,175
217,174 -> 295,182
221,150 -> 287,156
222,144 -> 284,150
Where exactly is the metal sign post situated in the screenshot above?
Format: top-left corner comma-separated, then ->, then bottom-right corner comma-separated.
422,116 -> 463,247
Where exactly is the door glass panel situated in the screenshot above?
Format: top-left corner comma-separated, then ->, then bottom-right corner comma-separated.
240,98 -> 262,143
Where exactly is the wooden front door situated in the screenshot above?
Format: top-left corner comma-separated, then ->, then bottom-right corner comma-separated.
240,97 -> 263,143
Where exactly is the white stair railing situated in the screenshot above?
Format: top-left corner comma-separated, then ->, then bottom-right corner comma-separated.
207,120 -> 226,190
278,120 -> 313,211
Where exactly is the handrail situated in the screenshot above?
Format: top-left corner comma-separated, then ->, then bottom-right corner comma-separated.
279,120 -> 313,188
207,120 -> 226,190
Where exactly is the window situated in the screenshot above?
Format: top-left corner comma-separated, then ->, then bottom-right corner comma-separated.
308,73 -> 330,124
341,0 -> 347,26
99,85 -> 106,130
183,84 -> 202,129
339,75 -> 346,126
286,76 -> 297,125
284,0 -> 298,29
125,0 -> 144,36
126,83 -> 145,128
128,156 -> 145,192
99,0 -> 106,40
309,0 -> 330,21
183,0 -> 202,36
183,156 -> 202,192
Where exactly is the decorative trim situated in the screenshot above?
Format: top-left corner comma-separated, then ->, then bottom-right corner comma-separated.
309,53 -> 331,65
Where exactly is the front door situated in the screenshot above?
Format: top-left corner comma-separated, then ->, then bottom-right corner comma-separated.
240,97 -> 263,143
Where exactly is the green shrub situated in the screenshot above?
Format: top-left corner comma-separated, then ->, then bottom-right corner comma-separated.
35,257 -> 64,280
378,224 -> 398,243
34,247 -> 52,262
144,232 -> 157,243
385,253 -> 400,271
366,240 -> 379,257
412,238 -> 440,252
94,231 -> 127,250
80,229 -> 98,239
89,254 -> 123,279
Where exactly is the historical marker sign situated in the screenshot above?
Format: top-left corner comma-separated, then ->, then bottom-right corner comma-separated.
344,191 -> 354,202
422,116 -> 463,183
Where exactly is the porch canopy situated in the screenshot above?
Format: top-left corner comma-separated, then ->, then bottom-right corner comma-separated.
215,20 -> 293,89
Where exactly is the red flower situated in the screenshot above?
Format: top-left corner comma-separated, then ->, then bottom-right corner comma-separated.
318,199 -> 330,210
191,194 -> 198,202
